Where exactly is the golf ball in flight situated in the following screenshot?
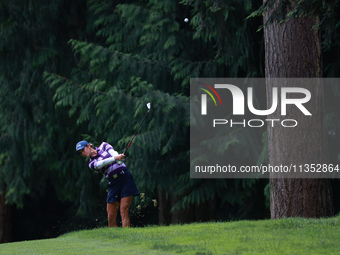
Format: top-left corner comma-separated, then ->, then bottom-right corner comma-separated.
184,18 -> 189,23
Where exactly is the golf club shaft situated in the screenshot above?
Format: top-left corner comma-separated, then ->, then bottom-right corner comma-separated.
124,109 -> 150,155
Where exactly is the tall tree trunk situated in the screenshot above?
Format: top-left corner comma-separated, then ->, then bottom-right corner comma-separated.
263,2 -> 334,218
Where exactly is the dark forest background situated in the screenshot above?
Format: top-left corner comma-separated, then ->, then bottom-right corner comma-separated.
1,0 -> 340,243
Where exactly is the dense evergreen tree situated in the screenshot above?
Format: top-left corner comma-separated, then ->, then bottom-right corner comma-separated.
1,0 -> 339,242
45,0 -> 265,225
0,0 -> 90,241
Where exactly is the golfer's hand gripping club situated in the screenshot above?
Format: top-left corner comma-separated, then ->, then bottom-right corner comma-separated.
116,154 -> 126,165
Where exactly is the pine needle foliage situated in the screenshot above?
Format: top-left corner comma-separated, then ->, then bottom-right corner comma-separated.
0,0 -> 89,209
249,0 -> 340,52
45,0 -> 266,221
1,0 -> 339,226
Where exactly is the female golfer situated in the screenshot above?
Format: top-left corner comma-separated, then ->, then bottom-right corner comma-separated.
76,140 -> 140,227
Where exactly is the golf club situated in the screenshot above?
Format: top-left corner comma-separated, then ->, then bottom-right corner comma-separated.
123,102 -> 151,155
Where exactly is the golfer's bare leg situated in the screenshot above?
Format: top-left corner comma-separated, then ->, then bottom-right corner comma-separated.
120,196 -> 133,227
107,202 -> 119,227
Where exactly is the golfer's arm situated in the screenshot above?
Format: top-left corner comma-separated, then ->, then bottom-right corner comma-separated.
108,149 -> 119,158
95,157 -> 115,169
95,149 -> 120,169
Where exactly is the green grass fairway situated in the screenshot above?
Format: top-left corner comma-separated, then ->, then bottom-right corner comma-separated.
1,216 -> 339,254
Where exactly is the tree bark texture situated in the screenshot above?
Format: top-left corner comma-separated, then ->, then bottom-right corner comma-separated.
263,1 -> 334,218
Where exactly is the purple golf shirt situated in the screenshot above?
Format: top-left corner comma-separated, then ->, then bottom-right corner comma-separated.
89,142 -> 126,177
